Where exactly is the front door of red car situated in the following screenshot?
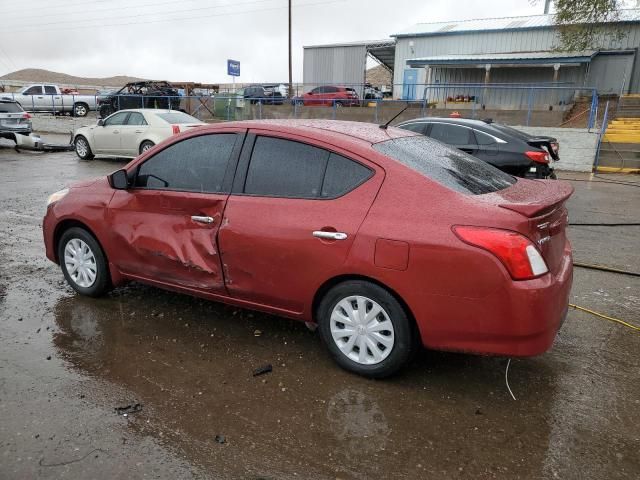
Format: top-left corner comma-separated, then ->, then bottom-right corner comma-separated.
217,131 -> 382,314
106,131 -> 244,291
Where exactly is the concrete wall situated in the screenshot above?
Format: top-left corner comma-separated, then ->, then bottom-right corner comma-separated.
513,126 -> 598,172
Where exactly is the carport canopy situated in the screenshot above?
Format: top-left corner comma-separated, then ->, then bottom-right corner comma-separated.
407,50 -> 597,68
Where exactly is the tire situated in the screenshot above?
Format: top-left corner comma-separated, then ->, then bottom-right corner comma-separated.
334,101 -> 343,108
549,170 -> 557,180
73,103 -> 89,117
74,135 -> 94,160
139,140 -> 155,154
317,280 -> 417,378
58,227 -> 111,297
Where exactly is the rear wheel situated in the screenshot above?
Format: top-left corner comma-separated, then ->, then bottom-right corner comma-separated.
74,135 -> 94,160
317,280 -> 416,378
139,140 -> 155,154
58,227 -> 111,297
72,103 -> 89,117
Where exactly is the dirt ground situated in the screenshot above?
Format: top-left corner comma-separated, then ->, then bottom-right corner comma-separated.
1,136 -> 639,480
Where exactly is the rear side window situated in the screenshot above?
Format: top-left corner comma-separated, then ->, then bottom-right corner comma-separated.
372,136 -> 515,195
156,112 -> 201,124
244,137 -> 327,198
399,122 -> 427,135
0,102 -> 23,113
474,130 -> 498,145
44,86 -> 57,94
127,112 -> 147,125
243,137 -> 372,199
321,153 -> 372,198
135,134 -> 237,193
428,123 -> 473,145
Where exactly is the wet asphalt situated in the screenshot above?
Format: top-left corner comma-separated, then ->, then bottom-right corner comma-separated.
0,136 -> 639,480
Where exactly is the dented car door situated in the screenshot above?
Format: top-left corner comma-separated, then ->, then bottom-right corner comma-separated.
106,132 -> 243,291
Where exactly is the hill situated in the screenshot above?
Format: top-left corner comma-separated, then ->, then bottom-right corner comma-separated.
0,68 -> 146,87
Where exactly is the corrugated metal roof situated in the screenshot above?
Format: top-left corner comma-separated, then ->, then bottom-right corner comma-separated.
303,39 -> 394,49
407,51 -> 598,66
393,8 -> 640,38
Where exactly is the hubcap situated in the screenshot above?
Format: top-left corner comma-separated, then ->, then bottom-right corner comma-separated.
75,105 -> 86,116
330,295 -> 395,365
64,238 -> 97,288
142,143 -> 153,152
76,139 -> 88,156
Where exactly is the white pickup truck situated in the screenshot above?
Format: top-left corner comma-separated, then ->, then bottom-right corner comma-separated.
0,84 -> 97,117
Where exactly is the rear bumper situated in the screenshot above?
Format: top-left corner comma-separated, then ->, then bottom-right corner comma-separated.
419,241 -> 573,357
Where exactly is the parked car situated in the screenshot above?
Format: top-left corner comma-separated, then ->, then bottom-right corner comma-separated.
0,99 -> 32,140
397,117 -> 559,178
44,120 -> 573,378
97,81 -> 181,118
296,86 -> 360,107
73,109 -> 204,160
363,84 -> 383,100
0,84 -> 97,117
238,86 -> 284,105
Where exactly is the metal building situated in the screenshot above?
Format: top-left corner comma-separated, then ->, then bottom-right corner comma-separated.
302,40 -> 395,97
393,9 -> 640,100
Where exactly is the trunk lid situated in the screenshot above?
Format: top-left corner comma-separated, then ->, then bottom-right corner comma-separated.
481,178 -> 573,273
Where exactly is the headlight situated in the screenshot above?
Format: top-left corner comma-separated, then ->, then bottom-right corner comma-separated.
47,188 -> 69,207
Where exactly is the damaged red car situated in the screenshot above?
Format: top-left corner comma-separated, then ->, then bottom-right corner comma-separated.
43,120 -> 573,378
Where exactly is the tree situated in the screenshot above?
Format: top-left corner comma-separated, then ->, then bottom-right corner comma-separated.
541,0 -> 628,51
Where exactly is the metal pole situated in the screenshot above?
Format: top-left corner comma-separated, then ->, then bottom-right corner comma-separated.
526,87 -> 534,126
288,0 -> 293,99
593,100 -> 610,173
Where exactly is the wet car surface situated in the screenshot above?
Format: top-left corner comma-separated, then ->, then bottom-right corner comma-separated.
1,136 -> 639,479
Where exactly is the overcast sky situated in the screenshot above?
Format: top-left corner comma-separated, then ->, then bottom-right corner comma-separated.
0,0 -> 557,83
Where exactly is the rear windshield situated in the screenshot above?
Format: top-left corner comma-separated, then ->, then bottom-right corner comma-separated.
373,136 -> 516,195
155,112 -> 201,124
0,102 -> 23,113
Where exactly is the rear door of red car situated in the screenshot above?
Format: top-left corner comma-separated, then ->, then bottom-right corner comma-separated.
106,130 -> 244,291
217,130 -> 383,314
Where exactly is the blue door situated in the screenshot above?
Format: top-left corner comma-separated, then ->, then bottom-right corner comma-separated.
402,69 -> 418,100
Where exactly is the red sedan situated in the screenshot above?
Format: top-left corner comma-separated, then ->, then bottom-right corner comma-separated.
43,120 -> 573,378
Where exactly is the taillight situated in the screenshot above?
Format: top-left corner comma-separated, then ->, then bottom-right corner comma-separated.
172,125 -> 180,134
452,226 -> 548,280
23,113 -> 31,119
525,151 -> 549,164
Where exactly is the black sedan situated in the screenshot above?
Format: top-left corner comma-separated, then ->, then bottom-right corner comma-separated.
396,117 -> 559,178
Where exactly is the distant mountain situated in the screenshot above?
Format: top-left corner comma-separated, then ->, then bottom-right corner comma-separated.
366,65 -> 392,87
0,68 -> 146,87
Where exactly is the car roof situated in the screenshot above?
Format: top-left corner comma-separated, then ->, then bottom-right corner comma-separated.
111,109 -> 181,114
398,117 -> 494,128
214,119 -> 418,144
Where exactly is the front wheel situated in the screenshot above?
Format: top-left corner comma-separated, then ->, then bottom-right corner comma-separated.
317,280 -> 417,378
58,227 -> 111,297
74,135 -> 94,160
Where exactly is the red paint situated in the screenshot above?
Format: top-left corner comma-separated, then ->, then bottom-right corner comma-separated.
302,87 -> 360,106
42,120 -> 574,358
525,151 -> 550,164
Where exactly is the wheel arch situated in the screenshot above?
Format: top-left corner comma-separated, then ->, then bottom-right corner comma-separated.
53,219 -> 108,265
138,139 -> 157,154
311,274 -> 419,334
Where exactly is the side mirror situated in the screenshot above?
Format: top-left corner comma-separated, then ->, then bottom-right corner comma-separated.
110,169 -> 129,190
97,119 -> 104,126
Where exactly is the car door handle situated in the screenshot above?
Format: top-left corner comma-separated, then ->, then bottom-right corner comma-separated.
313,231 -> 347,240
134,130 -> 144,133
191,215 -> 215,224
113,130 -> 119,134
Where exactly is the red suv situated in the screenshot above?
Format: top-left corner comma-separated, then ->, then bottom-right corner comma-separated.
300,86 -> 360,107
43,120 -> 573,378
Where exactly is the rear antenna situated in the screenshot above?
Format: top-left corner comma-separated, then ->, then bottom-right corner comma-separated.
379,102 -> 410,130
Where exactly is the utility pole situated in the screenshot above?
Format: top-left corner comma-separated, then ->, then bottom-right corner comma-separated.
288,0 -> 293,98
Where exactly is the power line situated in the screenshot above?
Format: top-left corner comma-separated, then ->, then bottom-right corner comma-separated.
2,0 -> 284,30
0,0 -> 343,34
1,0 -> 117,16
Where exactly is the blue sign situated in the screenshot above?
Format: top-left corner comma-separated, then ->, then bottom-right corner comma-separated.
227,59 -> 240,77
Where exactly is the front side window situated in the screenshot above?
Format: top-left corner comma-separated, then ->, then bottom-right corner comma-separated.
135,134 -> 237,193
373,136 -> 515,195
104,112 -> 129,126
23,86 -> 43,95
428,123 -> 473,146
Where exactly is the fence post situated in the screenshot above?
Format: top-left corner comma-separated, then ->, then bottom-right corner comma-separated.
375,99 -> 379,123
259,100 -> 262,120
332,100 -> 336,120
587,90 -> 598,131
526,87 -> 534,126
593,100 -> 610,173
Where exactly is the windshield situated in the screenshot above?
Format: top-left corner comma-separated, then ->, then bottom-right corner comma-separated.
0,102 -> 23,113
373,136 -> 516,195
155,112 -> 202,124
